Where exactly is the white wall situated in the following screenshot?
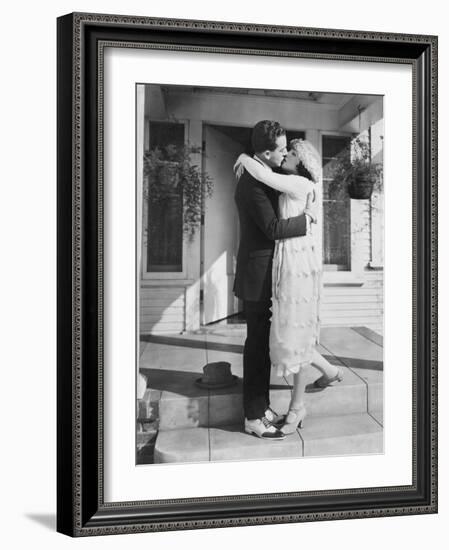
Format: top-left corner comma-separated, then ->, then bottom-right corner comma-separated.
1,1 -> 446,549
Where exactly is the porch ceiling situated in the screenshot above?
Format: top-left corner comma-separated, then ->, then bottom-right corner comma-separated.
161,85 -> 354,106
144,84 -> 383,133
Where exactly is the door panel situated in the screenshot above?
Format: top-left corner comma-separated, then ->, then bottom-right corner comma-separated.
203,125 -> 244,324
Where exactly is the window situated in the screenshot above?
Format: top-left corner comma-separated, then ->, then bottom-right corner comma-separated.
146,122 -> 185,273
285,130 -> 306,143
322,135 -> 352,270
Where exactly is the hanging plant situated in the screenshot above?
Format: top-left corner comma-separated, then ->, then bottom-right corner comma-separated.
331,137 -> 383,200
143,144 -> 214,240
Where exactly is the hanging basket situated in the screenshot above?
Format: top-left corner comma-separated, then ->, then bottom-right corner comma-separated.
348,172 -> 375,199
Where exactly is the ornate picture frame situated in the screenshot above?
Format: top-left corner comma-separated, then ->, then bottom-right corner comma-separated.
57,12 -> 437,536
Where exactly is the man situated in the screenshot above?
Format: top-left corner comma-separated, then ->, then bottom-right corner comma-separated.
233,120 -> 314,440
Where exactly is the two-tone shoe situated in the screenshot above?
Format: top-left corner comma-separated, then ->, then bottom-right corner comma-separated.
264,406 -> 284,427
244,416 -> 286,440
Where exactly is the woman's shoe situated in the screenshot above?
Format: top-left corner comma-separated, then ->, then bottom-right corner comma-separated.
312,366 -> 344,390
280,405 -> 307,435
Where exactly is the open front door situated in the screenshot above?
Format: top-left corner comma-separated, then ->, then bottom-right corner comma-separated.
202,125 -> 245,324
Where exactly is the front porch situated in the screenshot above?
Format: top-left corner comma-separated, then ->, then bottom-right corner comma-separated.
137,325 -> 383,465
138,85 -> 385,336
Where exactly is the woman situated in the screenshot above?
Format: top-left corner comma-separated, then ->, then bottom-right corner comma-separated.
234,139 -> 344,434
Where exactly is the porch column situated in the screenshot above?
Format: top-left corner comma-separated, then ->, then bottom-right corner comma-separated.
369,118 -> 384,268
136,85 -> 147,397
184,119 -> 202,331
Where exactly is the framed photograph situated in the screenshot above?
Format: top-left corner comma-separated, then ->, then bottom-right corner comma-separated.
57,12 -> 437,536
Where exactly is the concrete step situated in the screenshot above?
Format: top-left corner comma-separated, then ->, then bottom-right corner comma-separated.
154,412 -> 383,463
153,365 -> 381,431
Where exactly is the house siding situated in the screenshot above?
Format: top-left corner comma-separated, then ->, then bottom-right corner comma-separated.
318,196 -> 384,334
139,271 -> 384,335
140,286 -> 185,334
321,270 -> 383,333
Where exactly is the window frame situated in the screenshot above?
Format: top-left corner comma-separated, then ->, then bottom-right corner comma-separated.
141,119 -> 190,280
320,130 -> 368,287
321,131 -> 353,268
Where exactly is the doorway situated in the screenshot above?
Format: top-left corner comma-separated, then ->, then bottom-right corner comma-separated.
200,125 -> 306,326
201,125 -> 251,325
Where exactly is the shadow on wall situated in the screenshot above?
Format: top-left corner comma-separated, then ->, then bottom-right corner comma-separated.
24,514 -> 56,531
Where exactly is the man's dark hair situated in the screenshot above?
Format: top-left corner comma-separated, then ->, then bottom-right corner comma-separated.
251,120 -> 286,153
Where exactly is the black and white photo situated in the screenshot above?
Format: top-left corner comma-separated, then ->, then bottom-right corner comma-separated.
136,84 -> 385,465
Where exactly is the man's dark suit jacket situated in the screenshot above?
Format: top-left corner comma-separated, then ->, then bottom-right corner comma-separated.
233,168 -> 308,302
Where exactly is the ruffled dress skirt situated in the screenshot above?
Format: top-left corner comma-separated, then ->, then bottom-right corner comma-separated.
269,194 -> 322,377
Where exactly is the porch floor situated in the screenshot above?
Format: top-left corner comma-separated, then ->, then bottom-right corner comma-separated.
137,325 -> 383,465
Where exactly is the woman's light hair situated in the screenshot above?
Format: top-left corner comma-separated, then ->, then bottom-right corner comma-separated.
289,139 -> 322,184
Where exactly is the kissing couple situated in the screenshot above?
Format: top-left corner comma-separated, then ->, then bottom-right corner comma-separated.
233,120 -> 344,440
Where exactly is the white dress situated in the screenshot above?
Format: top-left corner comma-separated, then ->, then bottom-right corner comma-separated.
269,188 -> 322,376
